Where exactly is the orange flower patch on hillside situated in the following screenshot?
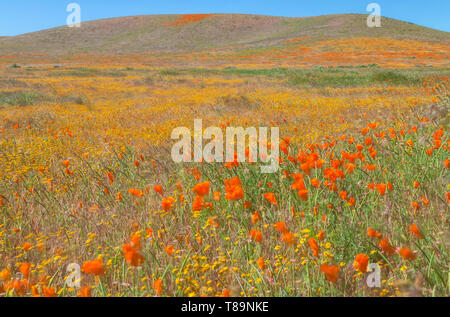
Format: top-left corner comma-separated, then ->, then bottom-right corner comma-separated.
166,14 -> 215,26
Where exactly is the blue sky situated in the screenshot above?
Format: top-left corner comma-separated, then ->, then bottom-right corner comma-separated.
1,0 -> 449,36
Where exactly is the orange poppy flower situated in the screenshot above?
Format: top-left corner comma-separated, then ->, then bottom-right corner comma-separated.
250,229 -> 263,243
192,195 -> 205,211
162,197 -> 176,211
297,189 -> 309,201
224,176 -> 244,200
281,231 -> 296,245
344,163 -> 356,174
320,264 -> 339,283
274,221 -> 289,233
339,191 -> 347,201
310,178 -> 320,188
367,227 -> 382,238
378,237 -> 395,255
123,244 -> 145,266
19,262 -> 31,278
128,188 -> 143,197
213,191 -> 221,201
257,257 -> 266,270
9,279 -> 29,295
78,286 -> 92,297
62,160 -> 70,167
221,289 -> 230,297
130,233 -> 142,250
264,192 -> 277,205
410,201 -> 420,211
208,216 -> 220,228
153,278 -> 163,296
409,224 -> 423,239
317,230 -> 325,241
0,269 -> 11,281
251,210 -> 262,224
106,172 -> 114,184
308,238 -> 320,257
82,258 -> 105,276
291,173 -> 306,191
399,247 -> 416,260
387,182 -> 394,191
43,286 -> 57,297
353,253 -> 369,273
193,181 -> 210,196
164,245 -> 175,256
31,285 -> 40,297
376,184 -> 386,195
153,185 -> 163,195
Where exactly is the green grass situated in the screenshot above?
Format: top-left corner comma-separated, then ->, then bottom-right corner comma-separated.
158,67 -> 450,88
0,91 -> 42,107
48,67 -> 127,78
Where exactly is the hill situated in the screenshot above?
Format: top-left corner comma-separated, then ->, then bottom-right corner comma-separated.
1,13 -> 449,55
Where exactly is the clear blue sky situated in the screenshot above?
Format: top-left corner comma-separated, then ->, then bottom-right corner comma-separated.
1,0 -> 449,36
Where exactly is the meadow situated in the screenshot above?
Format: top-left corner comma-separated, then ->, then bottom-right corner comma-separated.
0,63 -> 449,297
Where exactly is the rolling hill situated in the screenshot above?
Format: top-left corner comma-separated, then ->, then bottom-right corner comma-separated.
1,13 -> 449,55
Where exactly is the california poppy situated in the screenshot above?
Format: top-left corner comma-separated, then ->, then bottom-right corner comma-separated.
257,257 -> 266,270
213,191 -> 221,201
164,245 -> 175,256
153,278 -> 163,296
19,262 -> 31,279
153,185 -> 163,195
43,286 -> 57,297
193,181 -> 210,196
399,247 -> 416,260
192,195 -> 205,212
208,216 -> 220,228
409,224 -> 423,239
308,238 -> 320,257
310,178 -> 320,188
367,227 -> 382,238
264,192 -> 277,205
78,286 -> 92,297
274,221 -> 289,233
353,253 -> 369,273
250,229 -> 263,243
162,197 -> 175,211
379,237 -> 395,255
82,258 -> 105,276
281,232 -> 296,245
320,264 -> 339,283
224,176 -> 244,200
251,210 -> 261,224
376,184 -> 386,195
123,243 -> 145,266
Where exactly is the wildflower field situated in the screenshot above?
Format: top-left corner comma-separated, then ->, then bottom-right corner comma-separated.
0,14 -> 449,298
